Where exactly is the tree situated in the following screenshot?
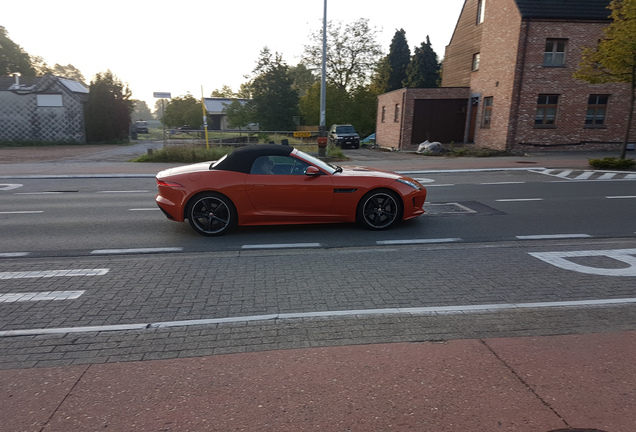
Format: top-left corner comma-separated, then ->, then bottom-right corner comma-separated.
404,36 -> 441,88
52,63 -> 86,85
0,27 -> 36,76
289,63 -> 317,97
211,85 -> 237,98
574,0 -> 636,160
387,29 -> 410,92
163,95 -> 203,128
369,55 -> 391,94
246,48 -> 299,131
224,99 -> 254,129
302,18 -> 383,91
131,100 -> 153,121
84,71 -> 133,143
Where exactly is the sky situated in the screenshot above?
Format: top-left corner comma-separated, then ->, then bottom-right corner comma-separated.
3,0 -> 465,110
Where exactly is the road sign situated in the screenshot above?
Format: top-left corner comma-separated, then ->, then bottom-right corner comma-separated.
293,131 -> 312,138
153,92 -> 171,98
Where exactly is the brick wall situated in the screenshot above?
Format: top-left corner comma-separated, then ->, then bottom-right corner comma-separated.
377,88 -> 469,150
509,20 -> 636,151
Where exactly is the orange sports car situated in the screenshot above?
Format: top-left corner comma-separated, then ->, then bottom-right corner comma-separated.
155,144 -> 427,236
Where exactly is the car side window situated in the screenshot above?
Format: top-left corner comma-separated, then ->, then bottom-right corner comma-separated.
251,156 -> 311,175
251,156 -> 275,175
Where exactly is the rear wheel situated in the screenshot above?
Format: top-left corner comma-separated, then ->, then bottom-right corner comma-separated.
357,189 -> 402,230
187,193 -> 236,236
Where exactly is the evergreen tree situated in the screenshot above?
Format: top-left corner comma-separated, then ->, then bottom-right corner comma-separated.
404,36 -> 441,88
369,55 -> 391,94
84,71 -> 133,143
386,29 -> 410,91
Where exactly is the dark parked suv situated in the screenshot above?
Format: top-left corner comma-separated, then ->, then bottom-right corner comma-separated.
328,124 -> 360,149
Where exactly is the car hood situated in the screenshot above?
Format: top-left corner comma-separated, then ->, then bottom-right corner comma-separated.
338,165 -> 401,180
157,162 -> 215,178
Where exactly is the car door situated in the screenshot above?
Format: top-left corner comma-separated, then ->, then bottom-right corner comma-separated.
245,155 -> 334,219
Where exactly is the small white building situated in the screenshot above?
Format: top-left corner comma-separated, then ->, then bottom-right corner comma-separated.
203,97 -> 257,131
0,73 -> 89,143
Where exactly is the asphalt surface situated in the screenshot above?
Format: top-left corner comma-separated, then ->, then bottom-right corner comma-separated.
1,142 -> 635,432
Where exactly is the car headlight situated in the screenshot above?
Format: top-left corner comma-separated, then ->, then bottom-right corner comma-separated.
396,178 -> 422,190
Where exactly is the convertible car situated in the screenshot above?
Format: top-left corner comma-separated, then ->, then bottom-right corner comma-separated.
155,144 -> 427,236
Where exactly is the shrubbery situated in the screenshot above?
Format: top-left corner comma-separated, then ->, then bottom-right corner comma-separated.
588,157 -> 636,170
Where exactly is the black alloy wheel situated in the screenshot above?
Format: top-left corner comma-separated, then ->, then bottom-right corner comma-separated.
358,190 -> 402,230
187,193 -> 235,236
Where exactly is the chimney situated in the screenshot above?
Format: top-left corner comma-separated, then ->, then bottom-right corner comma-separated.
12,72 -> 21,86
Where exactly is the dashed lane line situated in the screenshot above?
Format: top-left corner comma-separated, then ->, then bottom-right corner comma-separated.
0,291 -> 85,303
516,234 -> 592,240
0,269 -> 109,279
91,247 -> 184,255
377,238 -> 461,245
242,243 -> 322,249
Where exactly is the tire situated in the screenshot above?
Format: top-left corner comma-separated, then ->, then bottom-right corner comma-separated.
186,193 -> 236,236
357,189 -> 402,230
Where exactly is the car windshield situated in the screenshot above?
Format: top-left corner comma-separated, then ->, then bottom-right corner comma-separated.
336,125 -> 355,134
294,149 -> 338,174
210,154 -> 228,168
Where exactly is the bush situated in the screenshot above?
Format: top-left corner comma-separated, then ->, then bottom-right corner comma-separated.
133,146 -> 233,163
588,157 -> 635,170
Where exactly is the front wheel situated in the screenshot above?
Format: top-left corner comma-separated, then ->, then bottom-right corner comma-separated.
187,193 -> 236,236
357,190 -> 402,230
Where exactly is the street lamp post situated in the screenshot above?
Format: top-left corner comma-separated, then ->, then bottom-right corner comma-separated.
319,0 -> 327,138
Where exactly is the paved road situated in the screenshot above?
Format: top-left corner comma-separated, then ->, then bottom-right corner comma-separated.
1,143 -> 635,431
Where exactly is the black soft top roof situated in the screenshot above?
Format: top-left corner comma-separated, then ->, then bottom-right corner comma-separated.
212,144 -> 294,173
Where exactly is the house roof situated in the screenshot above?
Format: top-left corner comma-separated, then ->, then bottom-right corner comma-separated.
514,0 -> 612,20
0,74 -> 88,94
203,97 -> 248,114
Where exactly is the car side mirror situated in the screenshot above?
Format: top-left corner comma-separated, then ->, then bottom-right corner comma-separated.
305,166 -> 321,176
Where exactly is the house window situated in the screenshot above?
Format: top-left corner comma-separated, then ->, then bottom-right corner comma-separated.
37,94 -> 63,107
543,39 -> 567,67
585,94 -> 609,127
381,106 -> 386,123
481,97 -> 493,128
534,94 -> 559,127
472,53 -> 480,71
394,104 -> 400,122
477,0 -> 485,24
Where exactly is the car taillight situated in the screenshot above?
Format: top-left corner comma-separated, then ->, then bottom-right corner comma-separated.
156,179 -> 183,188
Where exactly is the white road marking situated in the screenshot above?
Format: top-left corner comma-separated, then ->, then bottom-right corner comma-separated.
129,208 -> 161,211
496,198 -> 543,202
0,291 -> 85,303
574,171 -> 595,180
0,184 -> 22,191
14,192 -> 63,195
480,181 -> 525,185
516,234 -> 591,240
529,248 -> 636,277
0,252 -> 29,258
242,243 -> 322,249
4,297 -> 636,336
425,184 -> 455,187
91,247 -> 183,255
0,269 -> 109,280
606,195 -> 636,199
377,238 -> 461,245
0,211 -> 44,214
97,190 -> 150,193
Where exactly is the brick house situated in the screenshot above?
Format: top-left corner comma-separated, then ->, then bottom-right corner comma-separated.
376,0 -> 636,152
0,73 -> 89,143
